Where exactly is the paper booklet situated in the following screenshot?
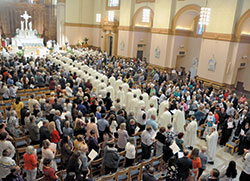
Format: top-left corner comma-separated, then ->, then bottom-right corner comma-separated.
170,142 -> 180,154
88,149 -> 98,161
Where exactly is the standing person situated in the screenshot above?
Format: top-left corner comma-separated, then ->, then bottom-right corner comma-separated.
23,146 -> 37,181
141,126 -> 155,160
48,122 -> 60,146
184,116 -> 198,150
188,148 -> 202,181
173,106 -> 185,133
239,151 -> 250,181
175,132 -> 185,152
176,150 -> 193,181
206,126 -> 219,164
103,142 -> 120,174
0,132 -> 15,158
219,160 -> 237,181
198,147 -> 208,179
86,116 -> 99,139
220,116 -> 235,146
0,149 -> 16,180
87,130 -> 99,154
12,97 -> 24,119
61,136 -> 73,169
97,114 -> 109,142
27,116 -> 40,145
165,157 -> 178,181
39,120 -> 51,145
42,158 -> 58,181
124,137 -> 136,167
117,123 -> 129,152
155,127 -> 166,156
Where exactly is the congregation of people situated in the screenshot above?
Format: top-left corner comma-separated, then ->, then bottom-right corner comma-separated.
0,48 -> 250,181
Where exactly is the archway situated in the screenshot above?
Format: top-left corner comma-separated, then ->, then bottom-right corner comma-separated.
130,6 -> 154,60
171,5 -> 202,79
234,9 -> 250,91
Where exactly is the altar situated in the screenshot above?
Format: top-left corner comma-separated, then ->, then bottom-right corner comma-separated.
11,11 -> 44,48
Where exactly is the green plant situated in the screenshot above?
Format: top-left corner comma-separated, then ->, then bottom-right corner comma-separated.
17,50 -> 24,57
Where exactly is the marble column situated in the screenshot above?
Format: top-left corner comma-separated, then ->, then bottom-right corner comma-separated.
56,0 -> 65,46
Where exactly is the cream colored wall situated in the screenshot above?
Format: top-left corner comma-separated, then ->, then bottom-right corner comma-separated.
65,0 -> 80,23
149,34 -> 169,67
233,43 -> 250,90
153,0 -> 173,29
65,0 -> 94,24
206,0 -> 238,34
64,26 -> 101,47
117,30 -> 131,57
119,0 -> 133,26
197,39 -> 231,83
175,37 -> 202,72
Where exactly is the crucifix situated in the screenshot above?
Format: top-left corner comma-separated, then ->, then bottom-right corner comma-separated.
20,11 -> 31,31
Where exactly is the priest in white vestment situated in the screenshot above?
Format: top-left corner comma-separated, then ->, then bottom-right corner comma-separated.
206,126 -> 218,164
173,107 -> 185,133
106,84 -> 115,101
159,99 -> 169,117
149,94 -> 159,110
158,107 -> 171,128
136,96 -> 145,116
184,116 -> 198,149
142,92 -> 149,110
132,88 -> 141,99
109,76 -> 116,88
147,103 -> 158,121
116,86 -> 125,106
121,82 -> 129,94
125,89 -> 133,111
130,94 -> 138,114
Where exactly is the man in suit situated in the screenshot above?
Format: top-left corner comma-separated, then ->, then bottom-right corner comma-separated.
39,120 -> 50,145
176,150 -> 193,181
229,93 -> 238,109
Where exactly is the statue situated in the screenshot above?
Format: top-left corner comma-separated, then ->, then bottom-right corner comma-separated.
208,58 -> 216,72
20,11 -> 31,30
155,47 -> 160,59
21,21 -> 24,31
29,22 -> 32,31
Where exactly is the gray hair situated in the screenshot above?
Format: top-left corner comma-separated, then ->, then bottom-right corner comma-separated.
26,146 -> 35,155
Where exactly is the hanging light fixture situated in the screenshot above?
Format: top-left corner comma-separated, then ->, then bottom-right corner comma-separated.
199,0 -> 211,26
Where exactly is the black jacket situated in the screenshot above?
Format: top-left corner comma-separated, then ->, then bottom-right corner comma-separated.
39,126 -> 50,144
176,156 -> 193,179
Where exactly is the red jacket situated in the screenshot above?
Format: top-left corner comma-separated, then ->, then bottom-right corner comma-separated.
51,130 -> 60,143
43,166 -> 57,181
23,153 -> 37,170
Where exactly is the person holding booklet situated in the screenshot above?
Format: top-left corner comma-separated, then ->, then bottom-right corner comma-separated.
219,116 -> 235,146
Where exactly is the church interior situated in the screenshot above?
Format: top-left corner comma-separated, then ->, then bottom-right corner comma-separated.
0,0 -> 250,180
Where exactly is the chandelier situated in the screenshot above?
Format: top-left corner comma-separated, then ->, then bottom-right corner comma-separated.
199,7 -> 211,26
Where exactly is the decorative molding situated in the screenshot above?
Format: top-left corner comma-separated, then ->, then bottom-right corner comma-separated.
64,22 -> 101,29
151,28 -> 172,34
106,0 -> 120,10
202,32 -> 233,41
235,9 -> 250,40
101,17 -> 119,33
118,26 -> 133,31
136,0 -> 155,4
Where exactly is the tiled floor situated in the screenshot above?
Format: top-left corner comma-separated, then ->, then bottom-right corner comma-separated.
195,138 -> 244,179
